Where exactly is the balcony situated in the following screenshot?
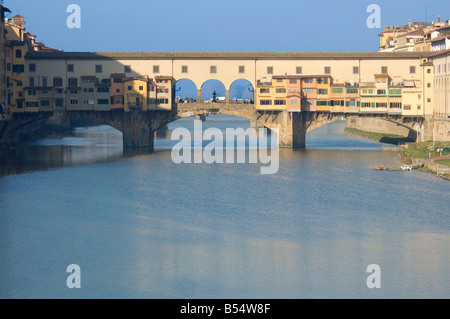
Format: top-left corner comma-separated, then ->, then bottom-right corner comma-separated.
128,102 -> 142,109
257,80 -> 272,86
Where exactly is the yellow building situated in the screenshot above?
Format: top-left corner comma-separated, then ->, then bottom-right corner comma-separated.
124,76 -> 150,112
330,83 -> 345,112
315,76 -> 331,112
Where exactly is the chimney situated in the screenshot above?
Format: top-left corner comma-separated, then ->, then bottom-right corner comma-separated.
438,15 -> 441,23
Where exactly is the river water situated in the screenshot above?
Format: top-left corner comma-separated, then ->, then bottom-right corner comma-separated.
0,115 -> 448,299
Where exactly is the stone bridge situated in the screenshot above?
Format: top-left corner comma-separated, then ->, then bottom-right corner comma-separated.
1,104 -> 429,150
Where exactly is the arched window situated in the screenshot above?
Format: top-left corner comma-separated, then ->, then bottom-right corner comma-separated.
15,49 -> 22,58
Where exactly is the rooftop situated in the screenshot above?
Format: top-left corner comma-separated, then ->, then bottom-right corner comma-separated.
25,51 -> 433,60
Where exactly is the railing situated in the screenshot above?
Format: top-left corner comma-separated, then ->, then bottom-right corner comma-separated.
128,102 -> 142,108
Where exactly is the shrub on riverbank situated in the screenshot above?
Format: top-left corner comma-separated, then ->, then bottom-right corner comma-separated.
344,127 -> 414,145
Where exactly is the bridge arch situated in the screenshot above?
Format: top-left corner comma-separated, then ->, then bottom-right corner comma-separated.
200,79 -> 226,102
229,79 -> 254,102
174,78 -> 198,102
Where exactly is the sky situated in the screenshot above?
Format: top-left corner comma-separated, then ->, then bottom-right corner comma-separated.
3,0 -> 450,53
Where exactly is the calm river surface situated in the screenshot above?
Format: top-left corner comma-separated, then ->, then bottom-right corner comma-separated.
0,116 -> 448,299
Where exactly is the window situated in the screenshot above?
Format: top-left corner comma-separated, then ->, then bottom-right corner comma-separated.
260,88 -> 270,93
153,65 -> 160,73
239,66 -> 245,73
296,66 -> 302,74
55,98 -> 64,107
98,99 -> 109,105
353,66 -> 359,74
68,78 -> 78,87
210,66 -> 217,73
97,87 -> 109,93
29,77 -> 35,87
289,79 -> 297,84
53,77 -> 63,87
113,77 -> 123,83
304,78 -> 313,83
417,105 -> 421,110
70,89 -> 77,94
332,87 -> 343,94
427,83 -> 431,88
404,105 -> 411,110
347,87 -> 358,94
377,89 -> 386,95
410,66 -> 416,74
83,77 -> 95,83
275,88 -> 286,93
41,100 -> 50,107
182,65 -> 188,73
316,77 -> 328,84
84,99 -> 95,105
427,98 -> 431,103
274,100 -> 286,105
95,65 -> 102,73
290,99 -> 298,105
42,77 -> 48,87
68,64 -> 74,72
29,64 -> 36,72
260,100 -> 272,105
376,102 -> 387,108
317,89 -> 328,95
25,101 -> 39,108
70,99 -> 78,105
267,66 -> 273,74
389,89 -> 401,95
12,64 -> 24,73
389,102 -> 402,108
303,88 -> 314,94
15,49 -> 22,58
27,90 -> 36,96
138,86 -> 143,91
324,66 -> 331,74
124,65 -> 131,73
381,66 -> 388,74
427,68 -> 431,74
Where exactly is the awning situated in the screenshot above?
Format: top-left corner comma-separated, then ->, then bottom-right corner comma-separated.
403,80 -> 415,87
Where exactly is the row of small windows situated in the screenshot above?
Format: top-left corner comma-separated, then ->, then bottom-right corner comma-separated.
19,97 -> 171,107
23,63 -> 422,77
258,100 -> 418,109
259,99 -> 362,107
259,87 -> 397,95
